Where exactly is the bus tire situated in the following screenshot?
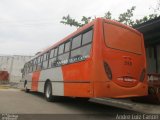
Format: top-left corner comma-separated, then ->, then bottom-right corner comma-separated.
24,81 -> 30,93
44,81 -> 53,102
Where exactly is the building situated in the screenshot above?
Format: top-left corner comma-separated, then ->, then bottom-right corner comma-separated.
135,16 -> 160,74
0,55 -> 32,83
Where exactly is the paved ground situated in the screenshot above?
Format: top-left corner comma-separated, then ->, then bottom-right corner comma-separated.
0,88 -> 136,114
0,87 -> 140,120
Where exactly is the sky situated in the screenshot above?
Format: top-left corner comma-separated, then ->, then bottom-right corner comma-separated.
0,0 -> 159,56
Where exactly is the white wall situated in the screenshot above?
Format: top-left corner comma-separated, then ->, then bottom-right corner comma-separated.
0,55 -> 32,83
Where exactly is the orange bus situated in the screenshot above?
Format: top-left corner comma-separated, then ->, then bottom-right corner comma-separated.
21,18 -> 148,102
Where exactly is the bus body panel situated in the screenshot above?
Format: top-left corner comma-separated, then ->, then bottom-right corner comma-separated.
62,58 -> 93,97
91,19 -> 147,98
25,67 -> 64,96
39,67 -> 64,96
92,81 -> 147,98
31,71 -> 40,91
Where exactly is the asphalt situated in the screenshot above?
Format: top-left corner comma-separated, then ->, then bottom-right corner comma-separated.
0,87 -> 141,120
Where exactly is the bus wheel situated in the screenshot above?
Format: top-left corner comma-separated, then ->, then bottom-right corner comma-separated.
45,82 -> 53,102
24,81 -> 30,93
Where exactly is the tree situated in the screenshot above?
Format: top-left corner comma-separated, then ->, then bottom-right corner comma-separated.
60,15 -> 82,27
104,11 -> 112,19
60,15 -> 92,27
60,5 -> 160,28
135,14 -> 158,25
117,6 -> 135,26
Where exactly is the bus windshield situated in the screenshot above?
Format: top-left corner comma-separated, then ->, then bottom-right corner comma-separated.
104,22 -> 142,54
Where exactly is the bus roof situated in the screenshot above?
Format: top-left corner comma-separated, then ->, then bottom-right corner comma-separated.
104,19 -> 142,35
27,18 -> 142,62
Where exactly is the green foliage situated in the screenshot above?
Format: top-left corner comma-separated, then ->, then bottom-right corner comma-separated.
60,15 -> 82,27
60,2 -> 160,28
60,15 -> 92,27
104,11 -> 112,19
81,16 -> 92,25
118,6 -> 136,26
135,14 -> 158,25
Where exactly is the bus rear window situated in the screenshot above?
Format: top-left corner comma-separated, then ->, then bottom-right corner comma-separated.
104,23 -> 142,54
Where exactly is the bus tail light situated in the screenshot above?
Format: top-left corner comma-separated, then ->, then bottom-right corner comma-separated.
104,62 -> 112,80
140,69 -> 146,82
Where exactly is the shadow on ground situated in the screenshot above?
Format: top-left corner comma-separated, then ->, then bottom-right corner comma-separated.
28,91 -> 138,114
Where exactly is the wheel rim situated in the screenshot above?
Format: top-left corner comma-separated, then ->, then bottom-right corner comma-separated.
46,84 -> 51,98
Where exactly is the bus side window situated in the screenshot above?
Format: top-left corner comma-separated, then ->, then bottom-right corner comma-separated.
70,44 -> 91,58
82,30 -> 93,45
38,56 -> 41,63
40,55 -> 43,62
42,52 -> 49,69
72,35 -> 82,49
58,53 -> 69,63
70,29 -> 93,60
49,48 -> 55,68
50,49 -> 55,58
54,48 -> 58,57
58,43 -> 70,63
49,57 -> 57,68
58,44 -> 64,55
65,41 -> 70,52
37,56 -> 41,70
33,58 -> 37,71
50,47 -> 58,67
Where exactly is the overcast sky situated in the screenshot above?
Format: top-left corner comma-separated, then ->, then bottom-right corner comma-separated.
0,0 -> 158,56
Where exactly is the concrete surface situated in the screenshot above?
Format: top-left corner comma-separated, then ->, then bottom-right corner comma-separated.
7,87 -> 160,119
0,88 -> 137,114
90,98 -> 160,114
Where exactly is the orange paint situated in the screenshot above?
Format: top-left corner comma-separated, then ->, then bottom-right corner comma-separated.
64,83 -> 92,97
31,71 -> 40,91
62,58 -> 93,97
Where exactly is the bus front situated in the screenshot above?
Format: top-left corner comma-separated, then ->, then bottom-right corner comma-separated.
93,19 -> 148,98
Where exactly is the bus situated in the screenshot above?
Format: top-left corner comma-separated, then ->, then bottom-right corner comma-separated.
21,18 -> 148,102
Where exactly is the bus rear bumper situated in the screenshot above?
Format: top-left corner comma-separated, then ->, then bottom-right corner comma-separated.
93,81 -> 148,98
